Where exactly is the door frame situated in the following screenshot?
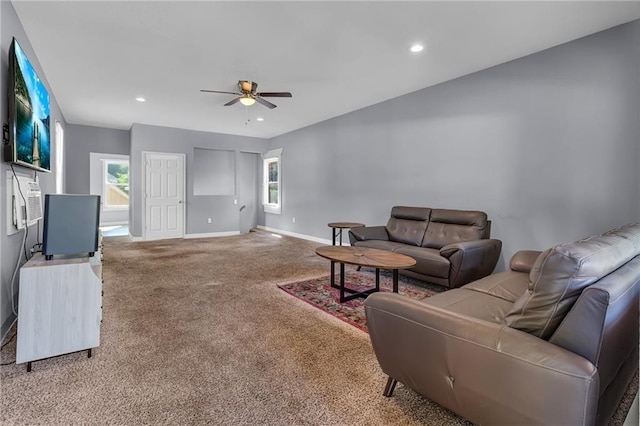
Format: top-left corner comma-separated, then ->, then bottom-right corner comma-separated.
238,151 -> 260,234
89,152 -> 130,226
141,151 -> 186,241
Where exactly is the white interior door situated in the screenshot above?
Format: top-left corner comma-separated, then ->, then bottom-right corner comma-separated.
144,152 -> 185,240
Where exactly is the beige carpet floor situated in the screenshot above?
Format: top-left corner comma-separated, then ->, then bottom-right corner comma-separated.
0,230 -> 636,425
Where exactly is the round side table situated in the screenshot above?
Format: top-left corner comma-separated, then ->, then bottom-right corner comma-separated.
327,222 -> 365,246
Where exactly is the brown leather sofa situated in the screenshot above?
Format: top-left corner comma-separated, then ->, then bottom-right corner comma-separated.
364,223 -> 640,425
349,206 -> 502,288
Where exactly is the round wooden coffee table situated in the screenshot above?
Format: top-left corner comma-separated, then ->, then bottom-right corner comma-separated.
327,222 -> 365,246
315,246 -> 416,303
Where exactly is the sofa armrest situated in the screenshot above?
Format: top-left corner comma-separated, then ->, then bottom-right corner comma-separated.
439,239 -> 502,288
364,292 -> 598,425
509,250 -> 542,273
348,226 -> 388,244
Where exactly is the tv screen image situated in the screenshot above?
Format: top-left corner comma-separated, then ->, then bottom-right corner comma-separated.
7,38 -> 51,173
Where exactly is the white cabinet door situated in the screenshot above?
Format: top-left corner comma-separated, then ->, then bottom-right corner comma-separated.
16,254 -> 102,364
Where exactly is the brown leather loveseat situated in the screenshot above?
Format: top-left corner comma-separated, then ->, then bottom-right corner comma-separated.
349,206 -> 502,288
364,223 -> 640,425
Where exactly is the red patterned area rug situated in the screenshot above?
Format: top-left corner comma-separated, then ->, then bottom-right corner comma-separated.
278,269 -> 444,332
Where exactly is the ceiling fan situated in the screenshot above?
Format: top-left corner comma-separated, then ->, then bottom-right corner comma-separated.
201,80 -> 292,109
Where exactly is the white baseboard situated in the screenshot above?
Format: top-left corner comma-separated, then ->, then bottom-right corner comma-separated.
127,231 -> 240,241
127,228 -> 336,244
257,225 -> 349,246
99,221 -> 128,227
185,231 -> 241,239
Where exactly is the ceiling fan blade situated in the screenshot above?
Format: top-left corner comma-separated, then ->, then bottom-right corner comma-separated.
201,89 -> 241,95
224,97 -> 242,106
257,92 -> 292,98
256,97 -> 277,109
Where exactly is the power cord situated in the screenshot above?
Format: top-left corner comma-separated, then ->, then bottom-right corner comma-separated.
0,332 -> 17,366
11,165 -> 30,258
9,229 -> 27,317
1,332 -> 16,349
9,165 -> 31,316
33,170 -> 41,248
4,167 -> 41,361
3,168 -> 43,367
31,242 -> 43,254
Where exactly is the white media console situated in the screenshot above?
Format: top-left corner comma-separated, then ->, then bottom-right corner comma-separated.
16,247 -> 103,371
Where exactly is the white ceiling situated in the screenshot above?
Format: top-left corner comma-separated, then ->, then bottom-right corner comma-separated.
12,1 -> 640,139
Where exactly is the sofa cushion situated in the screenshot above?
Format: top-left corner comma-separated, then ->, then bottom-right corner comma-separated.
505,223 -> 640,339
423,288 -> 514,324
603,223 -> 640,249
386,206 -> 430,246
422,209 -> 488,249
463,271 -> 530,303
394,246 -> 450,279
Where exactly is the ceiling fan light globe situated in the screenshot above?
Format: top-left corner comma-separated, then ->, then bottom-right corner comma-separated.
240,95 -> 256,106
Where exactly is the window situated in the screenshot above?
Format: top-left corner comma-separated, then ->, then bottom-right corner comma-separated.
262,148 -> 282,214
103,160 -> 129,209
266,159 -> 279,203
55,121 -> 64,193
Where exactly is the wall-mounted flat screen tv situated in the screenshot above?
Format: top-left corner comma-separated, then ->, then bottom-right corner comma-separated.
5,37 -> 51,173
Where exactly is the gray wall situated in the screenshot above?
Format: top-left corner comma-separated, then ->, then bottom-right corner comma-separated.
265,20 -> 640,270
129,123 -> 268,237
192,148 -> 235,196
65,124 -> 130,194
0,2 -> 66,338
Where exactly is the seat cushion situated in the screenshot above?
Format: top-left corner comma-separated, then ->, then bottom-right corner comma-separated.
463,271 -> 529,303
352,240 -> 408,252
423,288 -> 514,324
395,246 -> 450,279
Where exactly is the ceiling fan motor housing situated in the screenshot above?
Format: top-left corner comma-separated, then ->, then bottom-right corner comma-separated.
239,80 -> 257,93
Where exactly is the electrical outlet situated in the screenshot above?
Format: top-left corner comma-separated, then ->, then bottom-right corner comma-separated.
207,218 -> 212,224
292,217 -> 296,223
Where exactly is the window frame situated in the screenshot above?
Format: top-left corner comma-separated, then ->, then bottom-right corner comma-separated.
102,159 -> 130,211
262,148 -> 282,215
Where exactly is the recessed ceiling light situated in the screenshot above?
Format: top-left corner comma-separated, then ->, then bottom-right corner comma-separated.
409,44 -> 424,53
135,97 -> 146,102
256,117 -> 264,122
